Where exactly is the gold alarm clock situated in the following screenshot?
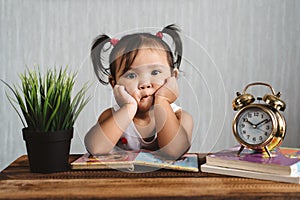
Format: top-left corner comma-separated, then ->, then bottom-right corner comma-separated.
232,82 -> 286,157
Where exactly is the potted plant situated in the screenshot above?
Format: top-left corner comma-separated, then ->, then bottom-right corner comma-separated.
1,67 -> 90,173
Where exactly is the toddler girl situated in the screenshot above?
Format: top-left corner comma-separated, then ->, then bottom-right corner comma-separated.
84,25 -> 193,159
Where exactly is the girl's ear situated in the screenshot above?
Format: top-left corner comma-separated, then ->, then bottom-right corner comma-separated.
172,68 -> 179,78
109,76 -> 116,87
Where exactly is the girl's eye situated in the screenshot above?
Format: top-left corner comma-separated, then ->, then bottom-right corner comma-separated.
125,73 -> 136,79
151,70 -> 161,76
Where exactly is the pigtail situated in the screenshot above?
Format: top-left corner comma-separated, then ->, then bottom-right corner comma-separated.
91,34 -> 111,85
161,24 -> 183,69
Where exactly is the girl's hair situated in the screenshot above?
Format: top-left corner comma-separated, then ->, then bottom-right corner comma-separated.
91,24 -> 182,85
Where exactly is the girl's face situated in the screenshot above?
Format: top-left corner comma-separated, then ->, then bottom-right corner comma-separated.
114,48 -> 172,111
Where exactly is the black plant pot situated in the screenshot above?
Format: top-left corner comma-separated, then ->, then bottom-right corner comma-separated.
22,128 -> 73,173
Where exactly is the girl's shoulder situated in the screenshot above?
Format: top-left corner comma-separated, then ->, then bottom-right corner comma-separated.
98,107 -> 113,123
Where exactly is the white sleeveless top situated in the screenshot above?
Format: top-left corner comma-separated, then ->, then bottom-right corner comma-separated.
112,103 -> 181,151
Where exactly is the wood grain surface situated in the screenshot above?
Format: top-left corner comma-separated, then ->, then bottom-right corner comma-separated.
1,155 -> 300,199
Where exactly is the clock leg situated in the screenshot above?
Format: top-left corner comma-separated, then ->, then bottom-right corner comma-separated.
237,145 -> 245,156
264,146 -> 272,157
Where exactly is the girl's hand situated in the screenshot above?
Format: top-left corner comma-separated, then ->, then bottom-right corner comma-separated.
113,85 -> 138,109
155,77 -> 179,104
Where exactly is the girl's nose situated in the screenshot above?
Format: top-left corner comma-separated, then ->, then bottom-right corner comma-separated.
138,82 -> 152,90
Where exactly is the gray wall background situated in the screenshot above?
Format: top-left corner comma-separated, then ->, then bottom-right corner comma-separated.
1,0 -> 300,171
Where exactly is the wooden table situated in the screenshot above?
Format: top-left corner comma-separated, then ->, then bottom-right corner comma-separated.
1,155 -> 300,199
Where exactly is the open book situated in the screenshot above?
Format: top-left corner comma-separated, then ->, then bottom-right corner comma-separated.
71,150 -> 199,172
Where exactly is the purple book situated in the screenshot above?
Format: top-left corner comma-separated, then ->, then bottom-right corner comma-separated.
206,146 -> 300,175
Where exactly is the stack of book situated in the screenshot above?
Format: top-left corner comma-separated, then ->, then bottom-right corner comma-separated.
201,146 -> 300,184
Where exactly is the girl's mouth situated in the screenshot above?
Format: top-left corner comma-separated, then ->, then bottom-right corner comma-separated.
141,95 -> 149,100
140,95 -> 152,102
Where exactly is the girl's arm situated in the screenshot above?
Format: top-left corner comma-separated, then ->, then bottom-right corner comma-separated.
84,85 -> 137,155
154,77 -> 193,158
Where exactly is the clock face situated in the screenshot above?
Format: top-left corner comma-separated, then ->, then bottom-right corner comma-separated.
235,107 -> 274,146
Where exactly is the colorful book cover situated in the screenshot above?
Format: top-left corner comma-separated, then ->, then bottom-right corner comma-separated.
206,146 -> 300,176
71,151 -> 199,172
134,152 -> 199,172
201,164 -> 300,184
71,151 -> 138,170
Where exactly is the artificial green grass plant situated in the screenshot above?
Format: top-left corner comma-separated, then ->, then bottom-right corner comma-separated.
2,67 -> 90,132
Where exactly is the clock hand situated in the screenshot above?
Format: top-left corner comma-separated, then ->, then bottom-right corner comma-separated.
244,118 -> 257,128
255,119 -> 270,128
